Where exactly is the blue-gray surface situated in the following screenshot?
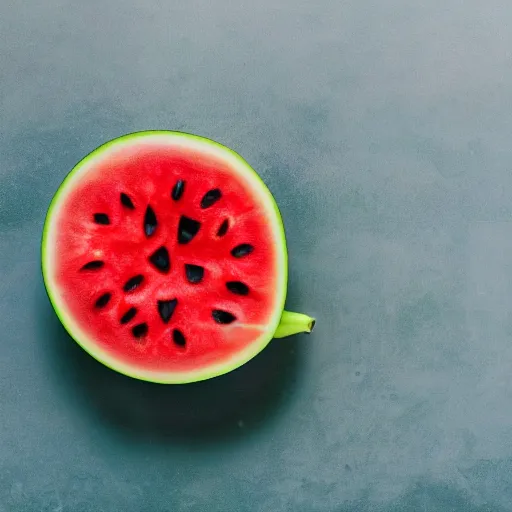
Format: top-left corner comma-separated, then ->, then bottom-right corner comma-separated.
2,0 -> 512,510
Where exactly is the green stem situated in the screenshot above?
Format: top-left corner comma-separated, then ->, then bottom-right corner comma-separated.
273,310 -> 316,339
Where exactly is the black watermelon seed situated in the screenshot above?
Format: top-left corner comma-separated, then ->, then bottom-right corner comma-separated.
120,307 -> 137,324
93,213 -> 110,225
226,281 -> 249,295
123,275 -> 144,292
177,216 -> 201,244
144,205 -> 157,237
120,193 -> 135,209
149,246 -> 170,273
217,219 -> 229,237
212,309 -> 237,324
173,329 -> 186,347
185,264 -> 204,284
81,260 -> 104,271
200,188 -> 222,209
132,323 -> 148,338
95,293 -> 111,308
158,298 -> 178,324
171,180 -> 185,201
231,244 -> 254,258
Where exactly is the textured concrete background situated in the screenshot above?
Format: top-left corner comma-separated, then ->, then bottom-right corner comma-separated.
2,0 -> 512,510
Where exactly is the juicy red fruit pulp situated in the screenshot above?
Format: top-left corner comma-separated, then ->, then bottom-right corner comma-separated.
54,143 -> 280,373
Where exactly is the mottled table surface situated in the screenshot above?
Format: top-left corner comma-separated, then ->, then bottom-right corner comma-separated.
2,1 -> 512,510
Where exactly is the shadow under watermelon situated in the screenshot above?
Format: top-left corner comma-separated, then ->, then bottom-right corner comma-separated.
37,285 -> 307,445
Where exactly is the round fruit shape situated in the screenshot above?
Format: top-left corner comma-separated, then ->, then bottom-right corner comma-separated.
42,131 -> 315,383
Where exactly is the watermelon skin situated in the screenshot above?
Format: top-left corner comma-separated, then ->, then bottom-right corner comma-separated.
42,131 -> 291,383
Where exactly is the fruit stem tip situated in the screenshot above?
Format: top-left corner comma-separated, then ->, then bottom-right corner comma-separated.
273,310 -> 316,339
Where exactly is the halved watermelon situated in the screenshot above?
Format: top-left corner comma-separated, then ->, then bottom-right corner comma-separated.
42,131 -> 314,383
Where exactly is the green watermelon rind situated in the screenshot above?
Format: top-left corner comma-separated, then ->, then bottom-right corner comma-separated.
41,130 -> 288,384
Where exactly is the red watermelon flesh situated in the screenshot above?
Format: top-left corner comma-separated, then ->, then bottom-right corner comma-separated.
43,132 -> 288,383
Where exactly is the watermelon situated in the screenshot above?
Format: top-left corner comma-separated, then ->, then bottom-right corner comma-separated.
42,131 -> 314,383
